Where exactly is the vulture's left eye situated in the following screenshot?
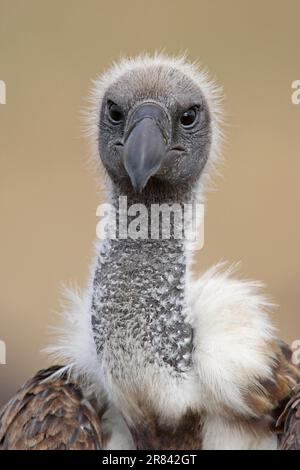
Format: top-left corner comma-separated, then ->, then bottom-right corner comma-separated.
180,107 -> 198,128
108,101 -> 124,124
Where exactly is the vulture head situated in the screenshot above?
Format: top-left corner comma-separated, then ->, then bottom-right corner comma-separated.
89,54 -> 222,196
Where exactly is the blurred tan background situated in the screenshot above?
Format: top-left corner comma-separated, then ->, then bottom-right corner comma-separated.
1,0 -> 300,407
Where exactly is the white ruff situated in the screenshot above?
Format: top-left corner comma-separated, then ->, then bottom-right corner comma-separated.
202,415 -> 277,450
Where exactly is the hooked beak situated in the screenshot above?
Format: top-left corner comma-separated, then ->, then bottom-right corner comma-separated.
123,102 -> 171,193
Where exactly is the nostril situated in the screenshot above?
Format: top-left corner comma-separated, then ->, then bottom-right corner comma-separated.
115,141 -> 124,147
170,145 -> 185,152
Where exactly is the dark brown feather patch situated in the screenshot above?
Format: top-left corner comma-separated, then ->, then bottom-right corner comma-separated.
0,366 -> 107,450
277,384 -> 300,450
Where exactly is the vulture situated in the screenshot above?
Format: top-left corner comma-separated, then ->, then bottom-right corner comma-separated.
1,54 -> 300,450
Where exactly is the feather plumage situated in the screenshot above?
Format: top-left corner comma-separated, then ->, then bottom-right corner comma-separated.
0,366 -> 107,450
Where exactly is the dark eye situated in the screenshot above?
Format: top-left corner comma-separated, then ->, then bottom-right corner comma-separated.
108,101 -> 123,124
180,107 -> 198,128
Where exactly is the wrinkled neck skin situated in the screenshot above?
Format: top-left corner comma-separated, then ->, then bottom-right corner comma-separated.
91,177 -> 200,412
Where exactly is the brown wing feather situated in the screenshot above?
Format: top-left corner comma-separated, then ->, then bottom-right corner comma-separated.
0,366 -> 107,450
270,341 -> 300,450
229,340 -> 300,446
277,384 -> 300,450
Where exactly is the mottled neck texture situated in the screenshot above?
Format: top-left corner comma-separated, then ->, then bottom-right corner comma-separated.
91,181 -> 195,374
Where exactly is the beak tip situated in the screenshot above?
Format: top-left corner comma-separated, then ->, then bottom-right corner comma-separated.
130,174 -> 149,193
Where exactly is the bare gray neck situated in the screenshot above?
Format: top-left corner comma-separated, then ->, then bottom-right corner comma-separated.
91,181 -> 194,374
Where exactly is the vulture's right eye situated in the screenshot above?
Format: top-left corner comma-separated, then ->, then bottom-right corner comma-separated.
107,101 -> 124,124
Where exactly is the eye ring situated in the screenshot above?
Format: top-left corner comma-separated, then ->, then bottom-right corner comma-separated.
107,101 -> 124,124
180,107 -> 198,128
